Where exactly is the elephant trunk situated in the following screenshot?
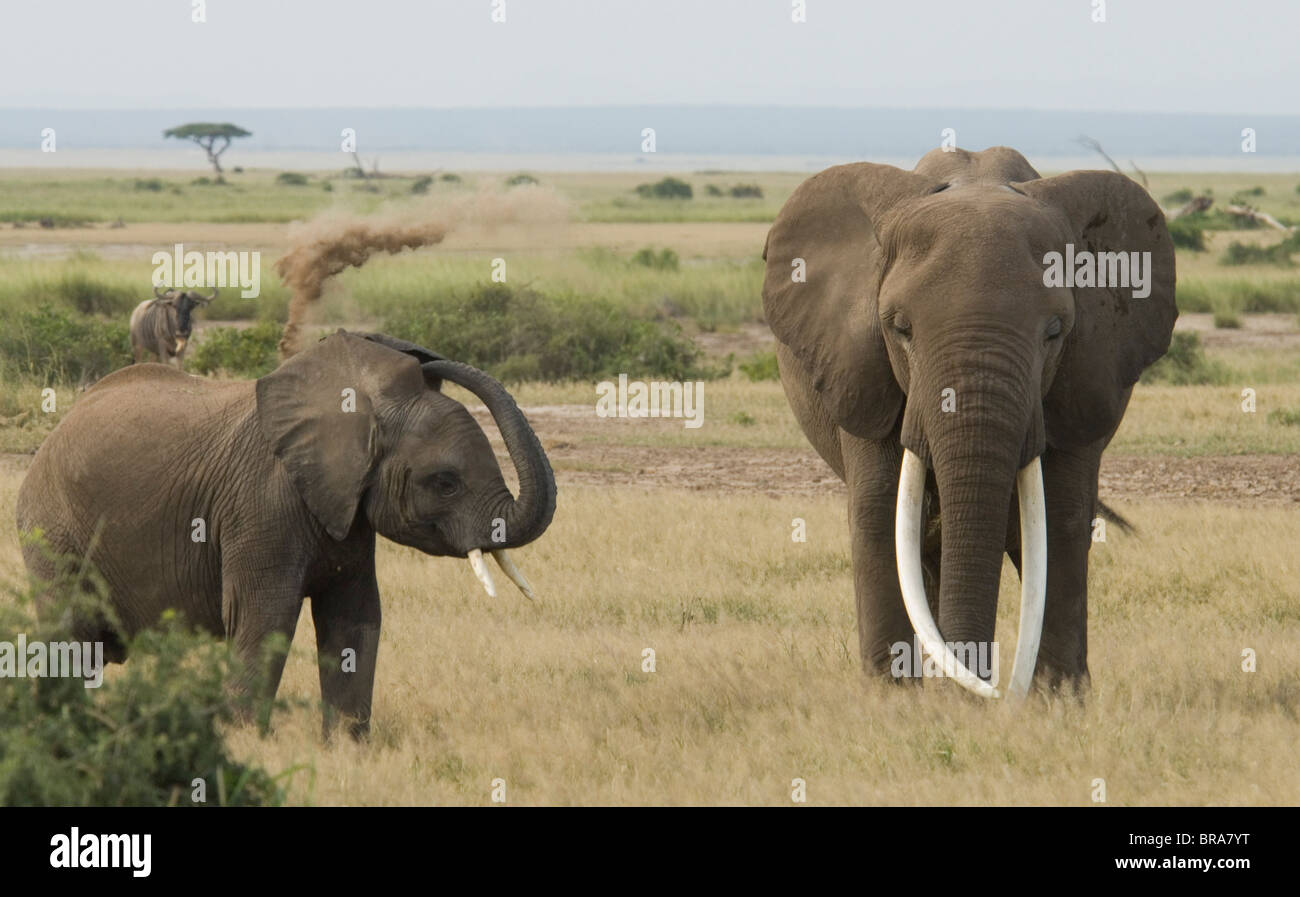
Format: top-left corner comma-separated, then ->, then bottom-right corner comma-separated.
896,342 -> 1046,698
421,360 -> 557,549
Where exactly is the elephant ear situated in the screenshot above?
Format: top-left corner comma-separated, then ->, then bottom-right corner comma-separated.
1017,172 -> 1178,447
355,332 -> 449,390
762,163 -> 939,439
256,330 -> 427,540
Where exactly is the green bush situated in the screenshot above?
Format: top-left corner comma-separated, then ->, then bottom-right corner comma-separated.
1213,310 -> 1241,329
704,184 -> 724,197
440,173 -> 462,183
133,178 -> 166,192
1167,218 -> 1206,251
0,568 -> 287,807
1220,232 -> 1300,267
1163,189 -> 1194,205
410,176 -> 434,195
738,350 -> 779,381
505,173 -> 539,187
729,184 -> 763,199
1139,331 -> 1229,385
0,305 -> 131,385
635,177 -> 693,200
1267,408 -> 1300,427
190,321 -> 282,378
630,247 -> 679,271
48,270 -> 140,316
275,172 -> 310,186
383,283 -> 724,382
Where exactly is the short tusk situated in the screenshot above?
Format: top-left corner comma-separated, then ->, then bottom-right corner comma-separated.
467,548 -> 496,597
1006,456 -> 1047,699
896,449 -> 1001,698
491,549 -> 534,600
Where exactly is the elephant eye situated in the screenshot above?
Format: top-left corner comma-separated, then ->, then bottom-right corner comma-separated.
1045,317 -> 1063,340
429,471 -> 462,498
891,316 -> 912,338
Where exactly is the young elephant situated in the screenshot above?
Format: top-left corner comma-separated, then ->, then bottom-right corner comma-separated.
129,286 -> 217,368
16,331 -> 556,736
763,147 -> 1176,698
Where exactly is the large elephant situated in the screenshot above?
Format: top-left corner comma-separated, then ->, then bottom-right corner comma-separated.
16,331 -> 555,734
763,147 -> 1176,697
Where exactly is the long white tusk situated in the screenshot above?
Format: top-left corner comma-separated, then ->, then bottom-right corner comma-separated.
1006,457 -> 1047,698
896,450 -> 999,697
491,549 -> 534,600
467,548 -> 496,597
894,449 -> 1047,700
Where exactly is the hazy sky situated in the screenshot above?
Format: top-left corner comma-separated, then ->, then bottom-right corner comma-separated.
1,0 -> 1295,114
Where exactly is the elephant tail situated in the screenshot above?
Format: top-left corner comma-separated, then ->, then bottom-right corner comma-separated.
1095,499 -> 1135,536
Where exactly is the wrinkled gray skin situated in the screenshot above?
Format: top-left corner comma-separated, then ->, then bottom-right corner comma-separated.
129,287 -> 217,368
17,331 -> 556,736
763,147 -> 1176,690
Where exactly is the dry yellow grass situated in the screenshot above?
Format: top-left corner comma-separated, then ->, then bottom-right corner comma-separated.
5,462 -> 1292,805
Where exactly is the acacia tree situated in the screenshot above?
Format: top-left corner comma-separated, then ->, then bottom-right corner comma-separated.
163,123 -> 251,180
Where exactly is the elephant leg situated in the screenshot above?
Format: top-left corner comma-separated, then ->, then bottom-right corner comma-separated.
1033,445 -> 1102,690
221,575 -> 303,728
311,569 -> 381,740
841,430 -> 915,677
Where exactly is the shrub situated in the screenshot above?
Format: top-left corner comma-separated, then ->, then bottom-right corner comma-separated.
410,176 -> 434,195
729,184 -> 763,199
440,173 -> 462,183
322,181 -> 334,192
0,305 -> 131,385
1220,232 -> 1300,267
48,270 -> 139,316
729,411 -> 757,426
190,321 -> 282,378
275,172 -> 310,186
383,283 -> 723,382
1213,310 -> 1241,329
133,178 -> 165,192
505,173 -> 539,187
1139,331 -> 1229,385
738,350 -> 780,381
630,247 -> 680,271
704,184 -> 724,197
635,177 -> 693,200
1163,188 -> 1194,205
1267,408 -> 1300,427
0,567 -> 287,807
1167,218 -> 1205,251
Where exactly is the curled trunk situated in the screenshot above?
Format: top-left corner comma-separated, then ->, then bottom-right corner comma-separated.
421,359 -> 556,548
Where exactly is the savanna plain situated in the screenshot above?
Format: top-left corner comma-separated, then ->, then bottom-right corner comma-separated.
0,166 -> 1297,805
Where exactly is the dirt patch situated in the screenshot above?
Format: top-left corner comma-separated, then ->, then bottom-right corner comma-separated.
1099,453 -> 1300,504
1177,312 -> 1300,350
6,407 -> 1295,505
473,405 -> 1300,504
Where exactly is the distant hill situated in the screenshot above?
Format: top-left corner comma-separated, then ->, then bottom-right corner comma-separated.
2,107 -> 1298,157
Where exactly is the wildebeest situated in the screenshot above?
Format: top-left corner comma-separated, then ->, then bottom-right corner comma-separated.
129,287 -> 217,368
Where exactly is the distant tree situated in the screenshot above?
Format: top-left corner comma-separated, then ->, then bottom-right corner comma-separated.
163,123 -> 251,180
635,177 -> 692,200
